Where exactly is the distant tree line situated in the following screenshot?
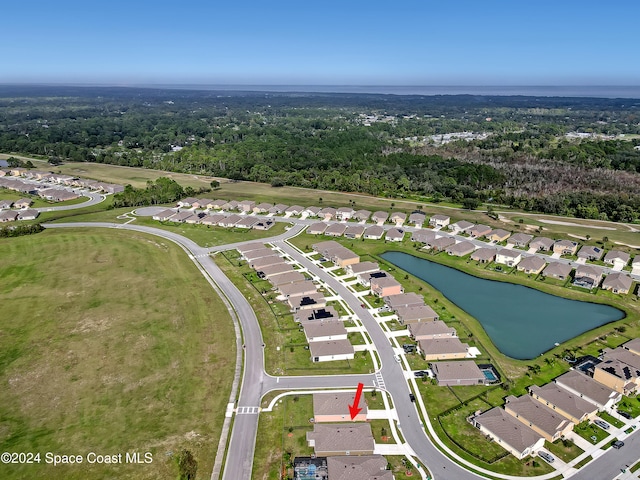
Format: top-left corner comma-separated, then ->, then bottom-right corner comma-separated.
111,178 -> 187,208
0,223 -> 44,238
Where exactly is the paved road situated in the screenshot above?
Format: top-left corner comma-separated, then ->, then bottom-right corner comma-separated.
570,432 -> 640,480
36,191 -> 105,212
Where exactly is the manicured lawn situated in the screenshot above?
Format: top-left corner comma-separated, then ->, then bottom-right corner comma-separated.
574,421 -> 609,445
574,455 -> 592,469
0,229 -> 235,480
545,439 -> 584,463
370,419 -> 396,443
617,395 -> 640,418
598,411 -> 625,429
0,189 -> 88,208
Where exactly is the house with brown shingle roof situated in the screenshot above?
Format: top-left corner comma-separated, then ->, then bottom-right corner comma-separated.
429,214 -> 450,228
0,199 -> 13,209
202,213 -> 226,225
237,242 -> 267,254
508,233 -> 533,248
495,249 -> 522,267
347,262 -> 379,276
363,225 -> 384,240
604,250 -> 630,269
288,292 -> 327,312
530,237 -> 554,251
553,239 -> 579,256
471,247 -> 497,263
302,320 -> 348,343
0,210 -> 19,222
390,212 -> 406,226
13,198 -> 33,209
449,220 -> 474,234
624,338 -> 640,356
319,207 -> 337,221
371,211 -> 388,225
529,383 -> 599,424
446,241 -> 475,257
279,281 -> 318,298
371,276 -> 403,297
431,361 -> 485,386
385,227 -> 405,242
503,395 -> 573,442
269,203 -> 289,214
344,225 -> 366,239
554,370 -> 621,410
309,340 -> 355,363
269,271 -> 306,287
285,205 -> 304,216
235,216 -> 259,228
17,209 -> 39,220
336,207 -> 355,220
602,272 -> 633,294
408,320 -> 455,340
251,255 -> 286,270
517,256 -> 546,275
488,229 -> 511,243
468,224 -> 491,238
577,245 -> 604,261
418,337 -> 469,361
306,423 -> 374,456
327,456 -> 392,480
430,236 -> 456,251
153,208 -> 177,221
412,229 -> 436,244
396,305 -> 439,324
324,223 -> 347,237
353,209 -> 371,222
219,213 -> 243,227
542,262 -> 572,280
243,248 -> 276,261
384,292 -> 424,310
304,206 -> 321,217
313,392 -> 368,422
253,202 -> 273,214
409,211 -> 426,226
573,265 -> 602,289
257,263 -> 294,279
472,407 -> 544,459
307,222 -> 328,235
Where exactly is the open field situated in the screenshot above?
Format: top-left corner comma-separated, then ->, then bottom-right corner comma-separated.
0,229 -> 234,480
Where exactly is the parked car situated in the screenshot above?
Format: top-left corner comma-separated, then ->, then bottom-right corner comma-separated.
612,440 -> 625,449
394,354 -> 401,363
618,410 -> 632,420
594,419 -> 610,430
414,371 -> 427,378
538,451 -> 554,463
409,393 -> 416,403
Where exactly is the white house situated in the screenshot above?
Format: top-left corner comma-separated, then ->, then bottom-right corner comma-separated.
495,249 -> 522,267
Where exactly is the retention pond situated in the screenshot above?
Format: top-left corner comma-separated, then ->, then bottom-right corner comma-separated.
381,251 -> 625,359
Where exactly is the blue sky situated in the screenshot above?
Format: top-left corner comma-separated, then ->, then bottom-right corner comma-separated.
2,0 -> 639,85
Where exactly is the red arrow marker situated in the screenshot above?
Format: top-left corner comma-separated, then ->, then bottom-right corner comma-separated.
348,383 -> 364,420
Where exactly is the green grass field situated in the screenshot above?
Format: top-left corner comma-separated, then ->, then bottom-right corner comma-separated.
0,188 -> 88,208
0,229 -> 235,480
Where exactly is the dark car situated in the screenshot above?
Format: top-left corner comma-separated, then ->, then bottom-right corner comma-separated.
409,393 -> 416,403
414,371 -> 427,378
612,440 -> 625,449
617,410 -> 632,420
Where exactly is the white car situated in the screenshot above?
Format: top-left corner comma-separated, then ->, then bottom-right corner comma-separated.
394,354 -> 401,363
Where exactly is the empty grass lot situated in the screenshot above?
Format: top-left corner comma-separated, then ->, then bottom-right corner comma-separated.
0,229 -> 234,480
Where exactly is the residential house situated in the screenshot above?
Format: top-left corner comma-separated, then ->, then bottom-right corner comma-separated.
344,225 -> 365,239
304,206 -> 321,217
208,199 -> 227,209
253,202 -> 273,214
17,209 -> 39,220
168,211 -> 194,223
285,205 -> 304,216
408,211 -> 426,227
530,237 -> 555,252
278,281 -> 318,298
516,256 -> 546,275
306,423 -> 374,456
385,228 -> 405,242
429,214 -> 450,228
495,249 -> 522,267
412,229 -> 436,244
250,255 -> 285,270
152,209 -> 176,221
295,307 -> 339,323
269,204 -> 289,215
503,395 -> 573,443
336,207 -> 355,220
358,271 -> 388,288
0,199 -> 13,209
633,256 -> 640,275
604,250 -> 631,270
602,272 -> 633,294
243,248 -> 276,262
468,224 -> 492,238
371,211 -> 389,225
446,241 -> 475,257
363,225 -> 384,240
554,370 -> 621,411
577,245 -> 604,261
528,384 -> 599,424
270,271 -> 306,287
235,216 -> 258,229
307,222 -> 328,235
327,456 -> 392,480
328,247 -> 360,268
222,200 -> 239,211
353,209 -> 371,222
313,392 -> 368,423
238,200 -> 256,213
319,207 -> 337,221
254,219 -> 275,230
302,321 -> 348,343
371,276 -> 403,297
430,236 -> 456,251
543,262 -> 572,280
472,408 -> 544,460
324,223 -> 347,237
183,212 -> 204,224
0,210 -> 19,222
257,263 -> 294,279
471,247 -> 497,263
13,198 -> 33,209
594,347 -> 640,395
390,212 -> 406,226
449,220 -> 474,234
219,214 -> 243,227
309,340 -> 355,363
177,197 -> 199,208
408,320 -> 455,340
396,304 -> 439,324
192,198 -> 213,209
237,242 -> 267,255
346,261 -> 379,277
573,265 -> 602,289
288,292 -> 327,312
201,214 -> 226,225
312,240 -> 342,257
553,240 -> 579,256
624,338 -> 640,356
384,292 -> 424,310
418,337 -> 469,361
508,233 -> 533,248
488,229 -> 511,243
431,361 -> 485,386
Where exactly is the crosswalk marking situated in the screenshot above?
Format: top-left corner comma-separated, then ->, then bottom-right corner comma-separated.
236,406 -> 260,415
375,372 -> 386,390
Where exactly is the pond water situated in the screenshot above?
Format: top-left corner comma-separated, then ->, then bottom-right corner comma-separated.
381,251 -> 625,360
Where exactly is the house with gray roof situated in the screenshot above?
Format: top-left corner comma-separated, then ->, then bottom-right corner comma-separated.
309,340 -> 355,363
219,214 -> 243,227
385,227 -> 405,242
516,256 -> 546,275
449,220 -> 474,234
504,395 -> 573,442
412,229 -> 436,244
327,456 -> 392,480
384,292 -> 424,310
418,337 -> 469,361
243,248 -> 275,261
471,247 -> 497,263
304,206 -> 321,217
530,237 -> 554,251
17,209 -> 39,220
302,320 -> 347,343
307,423 -> 374,456
168,211 -> 194,223
431,361 -> 485,386
508,233 -> 533,248
325,223 -> 347,237
13,198 -> 33,209
270,203 -> 289,214
295,306 -> 339,323
235,216 -> 259,229
495,249 -> 522,267
313,392 -> 368,423
153,208 -> 176,221
602,272 -> 633,295
336,206 -> 355,220
307,222 -> 328,235
472,407 -> 544,459
604,250 -> 630,270
429,214 -> 450,228
529,383 -> 599,424
409,211 -> 426,226
468,224 -> 492,238
577,245 -> 604,261
251,255 -> 286,270
446,241 -> 475,257
319,207 -> 337,221
253,202 -> 273,214
279,281 -> 318,298
202,213 -> 226,225
371,211 -> 388,225
257,263 -> 294,278
363,225 -> 384,240
624,338 -> 640,356
288,292 -> 327,312
346,261 -> 379,276
0,199 -> 13,209
488,229 -> 511,243
554,370 -> 621,410
270,271 -> 306,287
543,262 -> 572,280
285,205 -> 304,215
593,350 -> 640,396
573,264 -> 602,289
237,242 -> 268,254
553,239 -> 579,256
390,212 -> 406,226
409,320 -> 455,340
430,236 -> 456,251
177,197 -> 199,207
344,225 -> 366,239
395,304 -> 439,324
353,209 -> 371,222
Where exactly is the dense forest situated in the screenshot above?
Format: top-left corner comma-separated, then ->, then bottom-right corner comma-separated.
1,85 -> 640,221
